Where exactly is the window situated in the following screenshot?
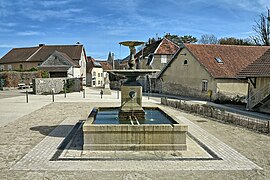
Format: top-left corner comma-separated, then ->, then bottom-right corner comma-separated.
20,64 -> 23,70
161,55 -> 167,64
100,81 -> 103,85
0,65 -> 4,71
215,57 -> 224,64
8,65 -> 12,70
183,59 -> 188,65
101,73 -> 103,77
98,80 -> 100,85
93,81 -> 95,86
202,80 -> 208,91
93,71 -> 96,77
98,73 -> 100,77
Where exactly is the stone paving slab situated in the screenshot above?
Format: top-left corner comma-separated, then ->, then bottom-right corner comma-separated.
11,111 -> 261,171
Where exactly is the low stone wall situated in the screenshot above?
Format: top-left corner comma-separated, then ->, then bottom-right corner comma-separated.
32,78 -> 81,94
161,98 -> 270,134
0,71 -> 41,87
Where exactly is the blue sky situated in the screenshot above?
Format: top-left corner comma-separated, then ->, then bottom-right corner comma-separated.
0,0 -> 269,59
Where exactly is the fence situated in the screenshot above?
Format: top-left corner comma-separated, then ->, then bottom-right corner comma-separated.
161,97 -> 270,134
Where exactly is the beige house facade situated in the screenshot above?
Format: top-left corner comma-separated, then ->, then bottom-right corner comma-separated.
91,66 -> 104,87
157,44 -> 269,101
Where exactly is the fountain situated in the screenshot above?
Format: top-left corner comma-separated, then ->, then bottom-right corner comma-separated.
83,41 -> 188,151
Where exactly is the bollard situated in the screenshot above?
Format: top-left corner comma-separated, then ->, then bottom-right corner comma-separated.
63,80 -> 67,98
26,90 -> 29,103
83,89 -> 85,98
64,86 -> 66,98
100,90 -> 103,99
52,89 -> 55,102
267,121 -> 270,134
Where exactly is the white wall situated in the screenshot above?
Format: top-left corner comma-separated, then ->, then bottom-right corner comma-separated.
79,50 -> 87,84
91,67 -> 104,87
68,67 -> 81,78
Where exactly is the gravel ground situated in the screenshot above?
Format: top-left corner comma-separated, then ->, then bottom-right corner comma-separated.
0,102 -> 269,180
0,88 -> 27,99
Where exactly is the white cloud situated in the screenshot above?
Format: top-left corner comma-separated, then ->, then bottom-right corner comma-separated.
39,0 -> 72,7
0,44 -> 16,48
23,8 -> 83,21
17,31 -> 43,36
0,22 -> 17,27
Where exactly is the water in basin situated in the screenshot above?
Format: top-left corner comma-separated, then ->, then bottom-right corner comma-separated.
93,108 -> 177,124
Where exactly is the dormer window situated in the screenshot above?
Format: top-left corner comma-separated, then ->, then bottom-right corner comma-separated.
215,57 -> 224,64
161,55 -> 167,64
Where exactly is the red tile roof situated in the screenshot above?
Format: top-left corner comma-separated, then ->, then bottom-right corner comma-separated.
155,38 -> 179,54
237,49 -> 270,77
87,56 -> 96,63
99,61 -> 112,70
184,44 -> 269,78
0,44 -> 83,64
135,38 -> 179,58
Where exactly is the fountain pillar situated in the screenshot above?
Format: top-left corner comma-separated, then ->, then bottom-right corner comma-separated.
107,41 -> 159,121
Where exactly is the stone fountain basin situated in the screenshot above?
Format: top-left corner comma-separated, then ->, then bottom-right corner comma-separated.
83,107 -> 188,151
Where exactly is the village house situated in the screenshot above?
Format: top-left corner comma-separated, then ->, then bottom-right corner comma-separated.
0,43 -> 87,84
237,49 -> 270,113
157,44 -> 269,102
135,37 -> 179,70
86,56 -> 112,87
134,37 -> 179,91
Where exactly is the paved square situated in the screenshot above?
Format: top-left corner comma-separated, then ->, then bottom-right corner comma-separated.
11,106 -> 261,171
1,88 -> 269,179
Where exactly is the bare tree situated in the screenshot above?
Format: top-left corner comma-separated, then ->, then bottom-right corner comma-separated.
199,34 -> 218,44
251,8 -> 270,46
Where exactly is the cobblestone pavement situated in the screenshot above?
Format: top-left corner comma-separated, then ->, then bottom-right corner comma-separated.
0,88 -> 269,179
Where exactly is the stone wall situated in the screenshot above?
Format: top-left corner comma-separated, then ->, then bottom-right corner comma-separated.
0,71 -> 42,87
32,78 -> 81,94
161,98 -> 270,134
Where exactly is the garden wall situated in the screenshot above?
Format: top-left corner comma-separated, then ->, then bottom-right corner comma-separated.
32,78 -> 81,94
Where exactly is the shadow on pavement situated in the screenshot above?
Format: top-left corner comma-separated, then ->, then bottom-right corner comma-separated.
30,125 -> 73,137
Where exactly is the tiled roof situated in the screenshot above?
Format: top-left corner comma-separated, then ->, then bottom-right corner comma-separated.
87,56 -> 96,63
135,40 -> 161,58
237,49 -> 270,77
135,38 -> 179,58
155,38 -> 179,54
0,47 -> 40,63
99,61 -> 112,70
0,44 -> 83,64
158,44 -> 270,79
184,44 -> 269,78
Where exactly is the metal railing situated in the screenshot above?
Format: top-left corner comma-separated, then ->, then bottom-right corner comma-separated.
248,82 -> 270,109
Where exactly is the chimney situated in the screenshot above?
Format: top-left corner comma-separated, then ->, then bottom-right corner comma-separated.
39,44 -> 45,47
